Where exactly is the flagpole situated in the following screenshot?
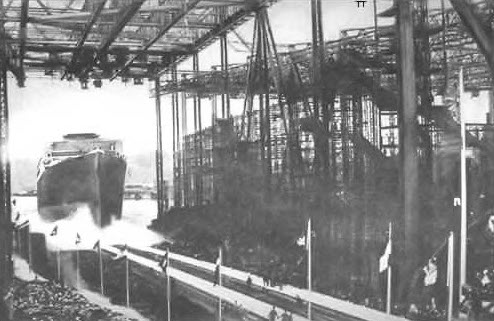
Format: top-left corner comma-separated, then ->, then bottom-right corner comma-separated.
386,222 -> 392,314
459,66 -> 467,301
307,218 -> 312,321
126,248 -> 130,308
447,231 -> 454,321
166,248 -> 171,321
99,242 -> 104,295
57,246 -> 61,281
76,244 -> 80,288
28,223 -> 32,274
16,227 -> 21,255
218,246 -> 222,321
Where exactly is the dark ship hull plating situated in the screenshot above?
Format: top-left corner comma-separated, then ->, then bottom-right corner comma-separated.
37,152 -> 126,227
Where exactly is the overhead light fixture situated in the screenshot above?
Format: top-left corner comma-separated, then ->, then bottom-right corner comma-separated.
93,79 -> 102,88
80,80 -> 88,90
133,78 -> 143,85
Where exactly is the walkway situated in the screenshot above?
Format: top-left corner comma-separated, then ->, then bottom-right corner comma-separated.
126,245 -> 411,321
102,245 -> 310,321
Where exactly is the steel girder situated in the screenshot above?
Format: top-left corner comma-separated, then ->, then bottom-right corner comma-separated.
0,0 -> 276,85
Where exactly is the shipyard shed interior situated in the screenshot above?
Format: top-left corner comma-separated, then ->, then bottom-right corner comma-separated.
0,0 -> 493,313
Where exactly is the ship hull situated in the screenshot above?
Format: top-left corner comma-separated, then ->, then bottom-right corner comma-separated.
37,152 -> 126,227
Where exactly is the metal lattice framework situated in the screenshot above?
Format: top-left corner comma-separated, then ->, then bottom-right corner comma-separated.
156,3 -> 492,100
0,0 -> 276,86
161,0 -> 494,210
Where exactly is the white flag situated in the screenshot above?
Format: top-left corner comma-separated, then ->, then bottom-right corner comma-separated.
379,239 -> 391,273
112,244 -> 128,261
424,260 -> 438,286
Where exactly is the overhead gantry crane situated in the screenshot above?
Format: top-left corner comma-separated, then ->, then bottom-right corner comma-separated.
0,0 -> 277,312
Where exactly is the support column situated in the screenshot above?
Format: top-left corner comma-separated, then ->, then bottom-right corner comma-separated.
220,35 -> 230,118
193,53 -> 202,206
341,96 -> 350,186
397,0 -> 420,300
490,84 -> 494,124
155,77 -> 164,219
181,77 -> 188,207
0,58 -> 12,309
262,28 -> 271,189
311,0 -> 329,184
172,66 -> 181,207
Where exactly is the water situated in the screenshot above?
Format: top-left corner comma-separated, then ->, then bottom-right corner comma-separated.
13,196 -> 213,321
13,197 -> 158,230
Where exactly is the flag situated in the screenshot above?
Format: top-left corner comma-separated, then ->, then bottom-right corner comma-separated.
113,244 -> 128,261
93,240 -> 100,251
424,258 -> 438,286
159,248 -> 169,272
214,248 -> 221,286
489,215 -> 494,233
379,238 -> 391,273
297,219 -> 313,250
50,225 -> 58,236
16,220 -> 29,230
75,233 -> 81,245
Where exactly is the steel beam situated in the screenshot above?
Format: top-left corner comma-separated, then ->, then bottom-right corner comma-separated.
79,0 -> 145,78
397,0 -> 420,300
193,53 -> 203,206
220,34 -> 230,118
180,77 -> 188,207
65,0 -> 107,75
99,0 -> 145,53
19,0 -> 28,84
35,0 -> 51,16
157,4 -> 261,77
110,0 -> 201,81
155,77 -> 164,220
0,56 -> 12,317
171,66 -> 181,207
449,0 -> 494,73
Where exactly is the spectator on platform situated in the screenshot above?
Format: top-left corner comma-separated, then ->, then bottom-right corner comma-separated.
246,275 -> 252,289
263,274 -> 269,287
11,199 -> 21,227
213,265 -> 220,286
280,309 -> 290,321
268,306 -> 278,321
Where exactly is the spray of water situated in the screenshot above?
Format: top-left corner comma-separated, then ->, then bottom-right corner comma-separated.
30,204 -> 163,251
27,204 -> 163,292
